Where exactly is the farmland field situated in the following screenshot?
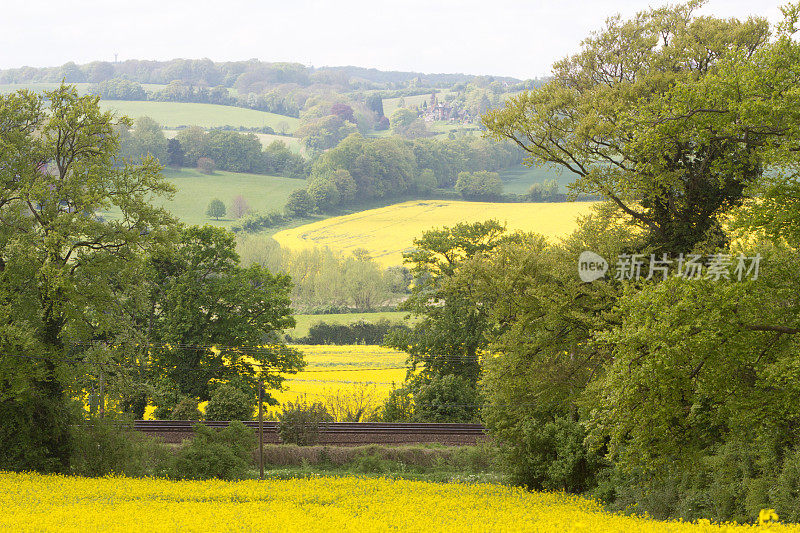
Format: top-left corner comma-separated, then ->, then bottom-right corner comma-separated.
288,312 -> 414,338
269,345 -> 408,412
273,199 -> 595,267
99,100 -> 300,131
99,167 -> 306,228
2,472 -> 793,532
499,164 -> 574,194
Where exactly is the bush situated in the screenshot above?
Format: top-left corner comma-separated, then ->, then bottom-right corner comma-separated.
70,417 -> 171,477
197,157 -> 216,175
526,179 -> 559,202
204,383 -> 254,421
167,421 -> 255,480
0,391 -> 76,473
170,397 -> 203,421
284,189 -> 314,218
455,171 -> 502,201
411,374 -> 481,423
230,210 -> 285,233
502,416 -> 603,494
277,399 -> 334,445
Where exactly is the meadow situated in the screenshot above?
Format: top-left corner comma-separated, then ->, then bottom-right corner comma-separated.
1,472 -> 792,532
99,100 -> 300,131
105,167 -> 306,228
272,199 -> 596,267
499,164 -> 573,194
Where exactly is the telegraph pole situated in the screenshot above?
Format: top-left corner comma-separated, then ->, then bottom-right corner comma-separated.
258,379 -> 264,480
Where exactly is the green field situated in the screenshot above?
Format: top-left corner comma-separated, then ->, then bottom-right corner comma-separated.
100,167 -> 306,228
287,311 -> 414,338
99,100 -> 300,131
499,165 -> 575,194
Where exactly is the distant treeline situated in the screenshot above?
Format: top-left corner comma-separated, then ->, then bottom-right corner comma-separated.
91,77 -> 304,118
0,58 -> 531,91
116,117 -> 306,178
236,236 -> 412,313
285,319 -> 411,345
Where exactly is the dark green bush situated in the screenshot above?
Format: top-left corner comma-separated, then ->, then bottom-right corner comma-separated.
167,421 -> 255,480
503,416 -> 603,494
70,416 -> 171,477
277,399 -> 334,445
0,390 -> 76,473
204,383 -> 254,421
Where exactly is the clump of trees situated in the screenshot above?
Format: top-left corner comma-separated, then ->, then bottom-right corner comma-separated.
455,171 -> 503,200
378,2 -> 800,524
174,127 -> 306,177
0,86 -> 303,473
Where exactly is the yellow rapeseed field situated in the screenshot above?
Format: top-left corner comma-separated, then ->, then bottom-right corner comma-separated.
273,200 -> 595,267
1,472 -> 794,532
268,345 -> 408,413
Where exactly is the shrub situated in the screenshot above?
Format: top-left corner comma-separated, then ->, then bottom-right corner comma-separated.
170,397 -> 203,421
526,179 -> 559,202
204,384 -> 254,421
197,157 -> 216,175
70,417 -> 171,477
284,189 -> 314,218
277,399 -> 334,445
411,374 -> 481,423
167,421 -> 255,480
502,416 -> 603,494
455,171 -> 502,201
289,319 -> 410,345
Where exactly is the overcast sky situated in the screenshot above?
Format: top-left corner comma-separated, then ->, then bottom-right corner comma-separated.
0,0 -> 786,79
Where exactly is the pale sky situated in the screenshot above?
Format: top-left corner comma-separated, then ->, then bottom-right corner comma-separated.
0,0 -> 785,80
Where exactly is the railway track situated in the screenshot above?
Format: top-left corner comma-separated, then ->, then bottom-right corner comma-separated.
133,420 -> 487,445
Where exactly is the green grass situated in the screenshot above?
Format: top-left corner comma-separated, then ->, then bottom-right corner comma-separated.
498,165 -> 575,195
101,167 -> 306,228
288,311 -> 415,338
99,100 -> 300,132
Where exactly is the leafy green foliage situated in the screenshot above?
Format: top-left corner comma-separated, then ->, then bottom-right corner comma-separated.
205,198 -> 226,220
484,2 -> 800,253
143,225 -> 303,403
455,171 -> 503,201
0,84 -> 174,470
277,399 -> 334,446
167,421 -> 255,480
204,383 -> 255,421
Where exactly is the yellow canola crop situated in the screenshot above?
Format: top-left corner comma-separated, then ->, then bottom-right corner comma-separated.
268,345 -> 408,411
273,200 -> 595,267
1,472 -> 795,533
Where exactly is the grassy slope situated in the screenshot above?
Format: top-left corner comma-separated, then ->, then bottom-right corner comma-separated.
273,199 -> 595,267
498,165 -> 575,194
99,100 -> 300,131
99,167 -> 306,228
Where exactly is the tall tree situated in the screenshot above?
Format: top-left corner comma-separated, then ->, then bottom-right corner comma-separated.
484,1 -> 800,253
0,85 -> 174,470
